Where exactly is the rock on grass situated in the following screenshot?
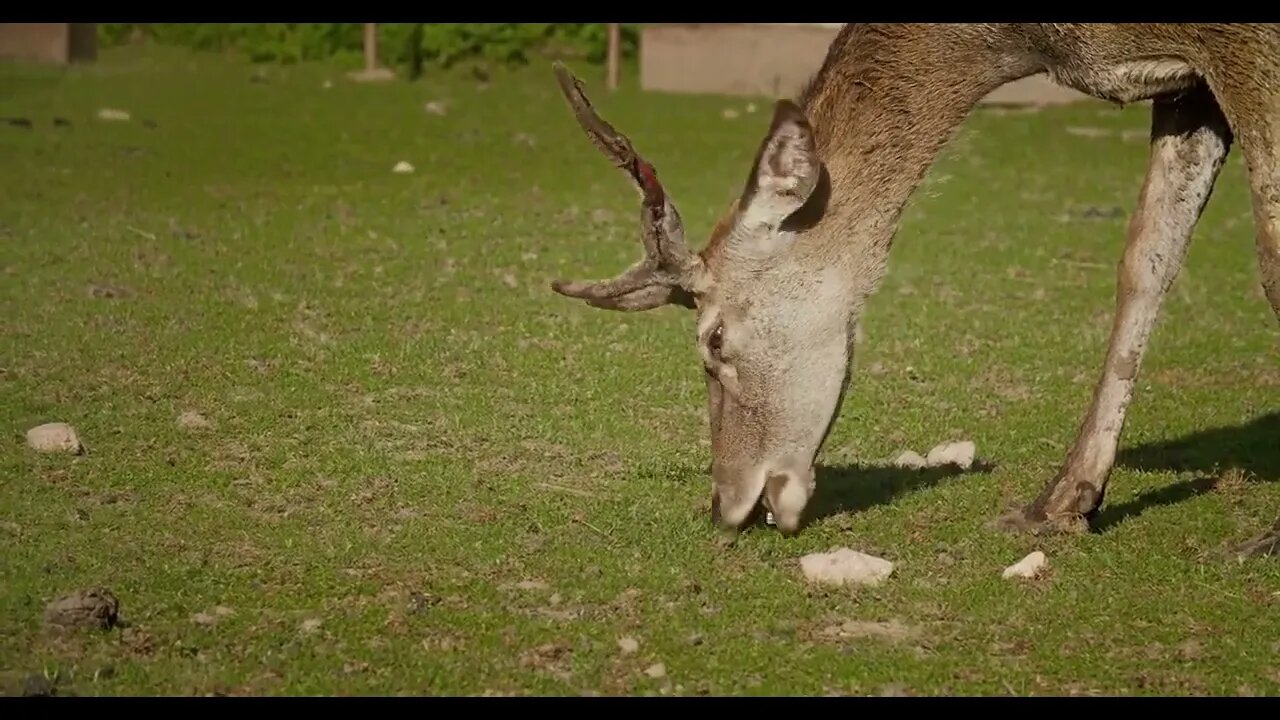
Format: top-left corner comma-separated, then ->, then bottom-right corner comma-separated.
1002,550 -> 1048,579
800,548 -> 895,587
925,440 -> 976,469
26,422 -> 84,454
44,588 -> 120,631
891,441 -> 977,471
97,108 -> 130,121
892,450 -> 927,470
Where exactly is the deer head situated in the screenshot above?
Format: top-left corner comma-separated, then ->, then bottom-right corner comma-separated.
550,63 -> 858,538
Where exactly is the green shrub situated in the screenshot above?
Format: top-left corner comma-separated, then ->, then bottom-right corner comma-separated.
97,23 -> 640,72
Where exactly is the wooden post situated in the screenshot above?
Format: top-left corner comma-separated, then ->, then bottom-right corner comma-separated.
364,23 -> 377,72
606,23 -> 620,90
348,23 -> 394,82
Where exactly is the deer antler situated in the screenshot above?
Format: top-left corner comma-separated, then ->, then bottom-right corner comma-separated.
549,62 -> 701,311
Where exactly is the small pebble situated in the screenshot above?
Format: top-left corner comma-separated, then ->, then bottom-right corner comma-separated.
392,161 -> 414,174
618,636 -> 639,654
722,108 -> 739,120
644,662 -> 667,679
424,100 -> 448,116
97,108 -> 130,121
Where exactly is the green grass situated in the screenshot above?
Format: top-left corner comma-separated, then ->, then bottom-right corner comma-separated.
1,45 -> 1278,696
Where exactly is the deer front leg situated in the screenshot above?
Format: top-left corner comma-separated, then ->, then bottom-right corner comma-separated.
998,84 -> 1233,534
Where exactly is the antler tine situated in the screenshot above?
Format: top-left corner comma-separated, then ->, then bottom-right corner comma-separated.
553,61 -> 665,206
550,200 -> 687,301
550,62 -> 698,308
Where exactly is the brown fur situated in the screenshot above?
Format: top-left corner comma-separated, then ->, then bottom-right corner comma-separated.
550,24 -> 1280,546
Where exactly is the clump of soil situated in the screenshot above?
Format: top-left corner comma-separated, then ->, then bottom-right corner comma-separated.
43,588 -> 120,631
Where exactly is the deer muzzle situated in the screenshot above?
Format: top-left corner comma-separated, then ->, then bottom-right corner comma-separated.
710,459 -> 814,537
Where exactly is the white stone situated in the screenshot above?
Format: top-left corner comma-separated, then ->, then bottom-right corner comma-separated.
392,161 -> 415,174
424,101 -> 448,116
893,450 -> 927,470
925,440 -> 976,469
643,662 -> 667,679
800,547 -> 895,587
618,636 -> 639,654
97,108 -> 130,121
1002,550 -> 1048,579
26,423 -> 83,454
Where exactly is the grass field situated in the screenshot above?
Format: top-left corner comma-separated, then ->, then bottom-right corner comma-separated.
1,45 -> 1278,696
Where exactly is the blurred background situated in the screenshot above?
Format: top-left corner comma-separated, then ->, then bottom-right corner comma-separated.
0,23 -> 1084,105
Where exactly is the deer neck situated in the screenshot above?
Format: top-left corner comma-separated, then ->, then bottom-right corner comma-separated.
799,25 -> 1023,287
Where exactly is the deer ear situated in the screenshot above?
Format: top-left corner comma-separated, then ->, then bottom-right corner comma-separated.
739,100 -> 821,227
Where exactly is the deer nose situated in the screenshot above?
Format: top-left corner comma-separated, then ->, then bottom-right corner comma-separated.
709,461 -> 769,533
709,487 -> 747,549
763,467 -> 815,536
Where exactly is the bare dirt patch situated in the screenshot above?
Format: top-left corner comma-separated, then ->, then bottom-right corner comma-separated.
816,618 -> 923,645
519,641 -> 573,681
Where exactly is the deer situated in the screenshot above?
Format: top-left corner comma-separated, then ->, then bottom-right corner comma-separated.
548,23 -> 1280,558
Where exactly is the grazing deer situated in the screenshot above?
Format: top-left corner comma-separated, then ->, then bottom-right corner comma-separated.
549,23 -> 1280,555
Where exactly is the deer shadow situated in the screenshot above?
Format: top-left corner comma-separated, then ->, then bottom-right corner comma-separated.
1091,410 -> 1280,532
802,457 -> 998,526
